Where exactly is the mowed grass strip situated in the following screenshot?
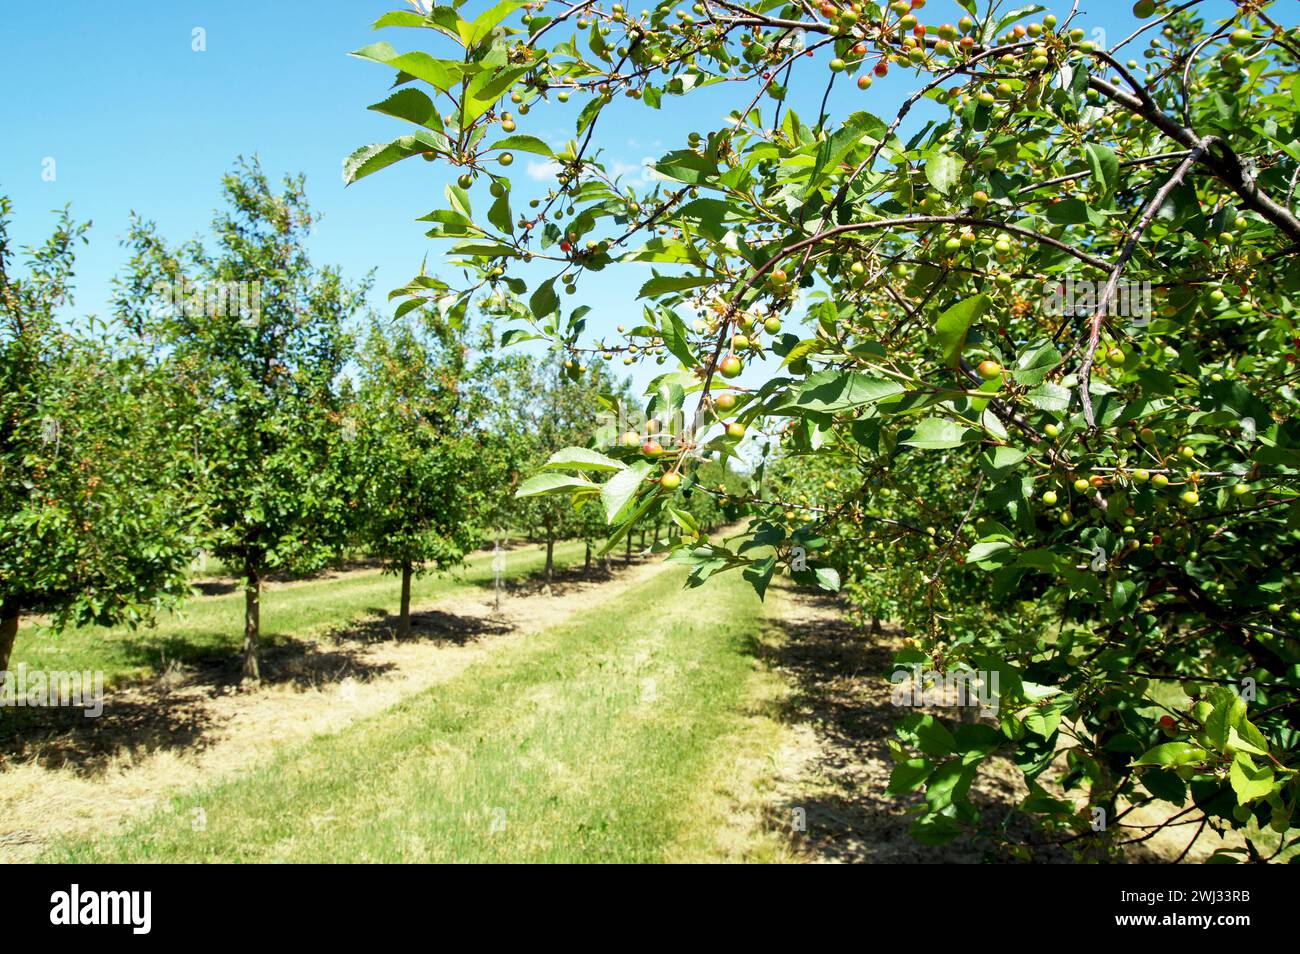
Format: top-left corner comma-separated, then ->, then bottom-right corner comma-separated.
12,541 -> 589,685
51,563 -> 767,863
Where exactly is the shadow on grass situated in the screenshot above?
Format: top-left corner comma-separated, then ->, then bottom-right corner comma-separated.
0,635 -> 398,774
336,607 -> 515,646
756,583 -> 1078,864
0,602 -> 527,776
0,551 -> 655,778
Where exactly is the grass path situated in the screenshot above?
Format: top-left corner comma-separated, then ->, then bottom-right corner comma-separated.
11,540 -> 590,685
44,559 -> 796,863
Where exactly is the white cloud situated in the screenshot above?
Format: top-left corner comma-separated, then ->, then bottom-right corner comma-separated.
608,156 -> 659,185
525,159 -> 562,181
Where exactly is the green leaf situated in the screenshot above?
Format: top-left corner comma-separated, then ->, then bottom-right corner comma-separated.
349,43 -> 462,92
601,460 -> 652,522
499,328 -> 537,347
1085,143 -> 1119,205
489,134 -> 553,157
1226,725 -> 1269,758
934,295 -> 990,367
923,759 -> 976,811
371,11 -> 430,29
925,152 -> 965,196
466,0 -> 524,47
1025,382 -> 1071,413
1046,197 -> 1098,226
1012,340 -> 1061,387
1141,768 -> 1187,805
966,540 -> 1013,565
576,96 -> 602,136
914,716 -> 957,757
780,338 -> 831,368
658,310 -> 699,368
791,371 -> 904,413
815,566 -> 841,592
487,190 -> 513,235
902,418 -> 972,450
1228,754 -> 1274,804
463,65 -> 534,125
344,134 -> 444,185
743,555 -> 777,600
979,446 -> 1026,480
804,111 -> 886,197
637,273 -> 715,299
887,759 -> 934,795
368,88 -> 443,130
514,473 -> 598,498
530,279 -> 559,319
543,447 -> 625,473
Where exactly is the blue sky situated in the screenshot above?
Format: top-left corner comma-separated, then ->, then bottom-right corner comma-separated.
1,0 -> 1279,395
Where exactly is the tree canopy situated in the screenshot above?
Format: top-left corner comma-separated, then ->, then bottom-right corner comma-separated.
350,0 -> 1300,859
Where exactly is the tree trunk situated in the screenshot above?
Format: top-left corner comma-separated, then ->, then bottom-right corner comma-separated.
544,518 -> 555,583
242,566 -> 261,681
397,562 -> 413,638
0,603 -> 20,676
870,615 -> 883,636
625,531 -> 632,564
584,542 -> 592,576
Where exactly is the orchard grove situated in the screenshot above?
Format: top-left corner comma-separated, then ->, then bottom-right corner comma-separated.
1,160 -> 737,683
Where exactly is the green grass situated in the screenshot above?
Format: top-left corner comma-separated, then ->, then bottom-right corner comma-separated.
11,540 -> 590,686
50,562 -> 768,863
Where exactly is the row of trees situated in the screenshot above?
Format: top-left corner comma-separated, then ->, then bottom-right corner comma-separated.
1,159 -> 736,680
350,0 -> 1299,860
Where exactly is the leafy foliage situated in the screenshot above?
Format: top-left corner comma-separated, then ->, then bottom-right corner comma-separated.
355,0 -> 1300,859
117,158 -> 370,678
0,199 -> 200,672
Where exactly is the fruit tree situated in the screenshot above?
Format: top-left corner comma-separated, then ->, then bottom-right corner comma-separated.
350,1 -> 1300,859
